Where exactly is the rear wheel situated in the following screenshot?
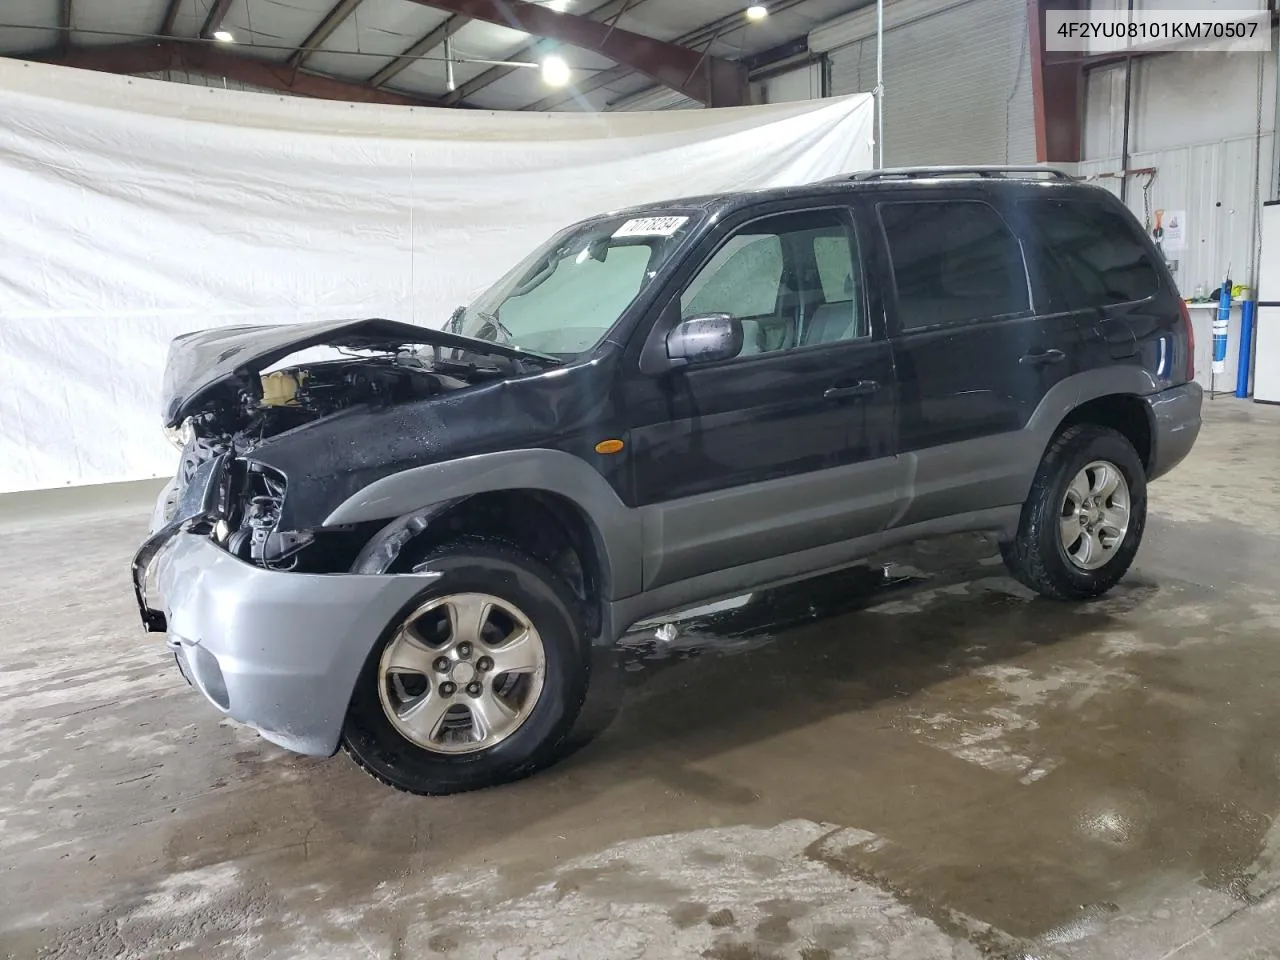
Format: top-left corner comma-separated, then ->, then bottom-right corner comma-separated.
1001,424 -> 1147,601
342,538 -> 590,795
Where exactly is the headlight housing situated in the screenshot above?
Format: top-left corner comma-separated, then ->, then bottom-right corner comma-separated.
163,417 -> 195,451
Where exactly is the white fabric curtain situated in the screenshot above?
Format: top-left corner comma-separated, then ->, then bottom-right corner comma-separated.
0,59 -> 874,492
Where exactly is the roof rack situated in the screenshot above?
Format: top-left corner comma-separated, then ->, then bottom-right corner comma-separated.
835,166 -> 1075,182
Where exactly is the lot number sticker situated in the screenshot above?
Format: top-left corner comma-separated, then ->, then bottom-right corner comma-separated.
613,216 -> 689,238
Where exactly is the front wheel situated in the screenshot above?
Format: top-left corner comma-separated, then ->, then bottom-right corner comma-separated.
1001,424 -> 1147,601
342,538 -> 590,795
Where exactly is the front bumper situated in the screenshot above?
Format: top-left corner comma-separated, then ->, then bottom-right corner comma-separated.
1146,381 -> 1204,482
133,454 -> 228,633
138,531 -> 440,757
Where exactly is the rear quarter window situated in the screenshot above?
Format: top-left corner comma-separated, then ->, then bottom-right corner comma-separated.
1017,198 -> 1161,307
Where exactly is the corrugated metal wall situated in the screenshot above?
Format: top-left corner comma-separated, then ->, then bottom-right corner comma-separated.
1080,141 -> 1275,387
1079,47 -> 1275,292
819,0 -> 1035,165
135,69 -> 289,97
613,60 -> 825,111
1079,45 -> 1275,388
754,62 -> 826,104
609,86 -> 700,111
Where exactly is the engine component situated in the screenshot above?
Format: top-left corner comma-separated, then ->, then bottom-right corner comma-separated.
224,462 -> 312,568
261,370 -> 305,408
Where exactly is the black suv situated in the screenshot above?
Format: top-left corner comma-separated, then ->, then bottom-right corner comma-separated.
134,167 -> 1203,795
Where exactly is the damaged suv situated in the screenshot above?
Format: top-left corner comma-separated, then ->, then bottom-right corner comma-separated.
134,167 -> 1203,795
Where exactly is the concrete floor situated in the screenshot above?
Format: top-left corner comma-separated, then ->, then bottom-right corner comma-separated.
3,398 -> 1280,960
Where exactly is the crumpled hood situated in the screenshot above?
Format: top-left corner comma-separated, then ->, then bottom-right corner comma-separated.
160,317 -> 539,426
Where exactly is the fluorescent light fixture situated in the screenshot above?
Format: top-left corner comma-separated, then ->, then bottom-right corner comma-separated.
745,5 -> 768,20
541,55 -> 571,87
546,0 -> 570,10
212,29 -> 235,42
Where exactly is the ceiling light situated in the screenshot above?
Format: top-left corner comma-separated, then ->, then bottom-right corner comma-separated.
541,55 -> 571,87
546,0 -> 570,10
745,5 -> 769,20
212,29 -> 235,42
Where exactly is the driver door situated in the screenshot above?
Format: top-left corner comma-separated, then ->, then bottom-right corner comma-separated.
620,204 -> 901,591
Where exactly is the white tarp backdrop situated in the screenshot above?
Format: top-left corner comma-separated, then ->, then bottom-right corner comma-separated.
0,59 -> 874,493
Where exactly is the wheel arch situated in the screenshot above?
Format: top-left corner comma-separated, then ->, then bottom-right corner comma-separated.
1027,368 -> 1161,472
325,450 -> 642,638
1056,394 -> 1155,471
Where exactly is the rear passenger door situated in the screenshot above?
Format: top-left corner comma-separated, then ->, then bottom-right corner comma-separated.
870,192 -> 1088,526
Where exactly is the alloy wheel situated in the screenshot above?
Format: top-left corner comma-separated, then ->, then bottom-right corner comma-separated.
1059,460 -> 1131,571
377,593 -> 547,755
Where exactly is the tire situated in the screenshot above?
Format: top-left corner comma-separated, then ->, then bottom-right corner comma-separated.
342,537 -> 591,795
1001,424 -> 1147,601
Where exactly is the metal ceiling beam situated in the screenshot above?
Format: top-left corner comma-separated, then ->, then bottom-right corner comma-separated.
33,41 -> 444,107
369,13 -> 470,88
199,0 -> 235,39
288,0 -> 366,69
442,0 -> 647,106
408,0 -> 746,105
520,63 -> 624,111
439,37 -> 540,104
528,0 -> 814,112
159,0 -> 183,36
445,0 -> 655,105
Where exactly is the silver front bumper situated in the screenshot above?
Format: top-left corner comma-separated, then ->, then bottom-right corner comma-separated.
154,533 -> 439,756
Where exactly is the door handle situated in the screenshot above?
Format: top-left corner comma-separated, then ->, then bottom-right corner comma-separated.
824,379 -> 880,400
1019,348 -> 1066,366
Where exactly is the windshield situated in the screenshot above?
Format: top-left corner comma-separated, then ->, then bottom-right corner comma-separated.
451,213 -> 699,359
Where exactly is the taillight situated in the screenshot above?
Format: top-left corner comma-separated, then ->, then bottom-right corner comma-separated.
1179,299 -> 1195,380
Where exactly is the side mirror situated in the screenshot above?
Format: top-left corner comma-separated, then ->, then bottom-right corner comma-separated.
665,314 -> 744,366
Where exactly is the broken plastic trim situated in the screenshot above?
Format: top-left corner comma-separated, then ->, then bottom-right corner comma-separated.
348,498 -> 463,575
131,454 -> 230,633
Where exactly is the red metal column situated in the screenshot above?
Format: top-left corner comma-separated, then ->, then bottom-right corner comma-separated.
1028,0 -> 1083,163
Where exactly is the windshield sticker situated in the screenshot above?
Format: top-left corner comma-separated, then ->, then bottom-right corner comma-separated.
613,216 -> 689,239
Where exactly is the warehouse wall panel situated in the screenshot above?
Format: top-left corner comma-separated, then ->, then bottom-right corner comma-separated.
136,69 -> 289,96
822,0 -> 1035,166
754,61 -> 826,104
1081,137 -> 1273,289
1081,42 -> 1275,293
610,87 -> 701,111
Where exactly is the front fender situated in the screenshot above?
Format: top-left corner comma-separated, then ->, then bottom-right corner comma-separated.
323,449 -> 643,600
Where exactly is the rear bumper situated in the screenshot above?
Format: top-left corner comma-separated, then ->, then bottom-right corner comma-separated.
1146,381 -> 1203,482
149,533 -> 440,756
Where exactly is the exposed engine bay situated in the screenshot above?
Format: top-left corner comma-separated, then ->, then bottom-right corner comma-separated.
151,318 -> 563,576
172,360 -> 496,563
198,351 -> 469,445
163,352 -> 473,561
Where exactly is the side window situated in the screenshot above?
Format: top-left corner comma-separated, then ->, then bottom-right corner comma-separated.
879,200 -> 1031,330
680,209 -> 867,359
1018,199 -> 1160,307
814,235 -> 854,302
683,235 -> 783,320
